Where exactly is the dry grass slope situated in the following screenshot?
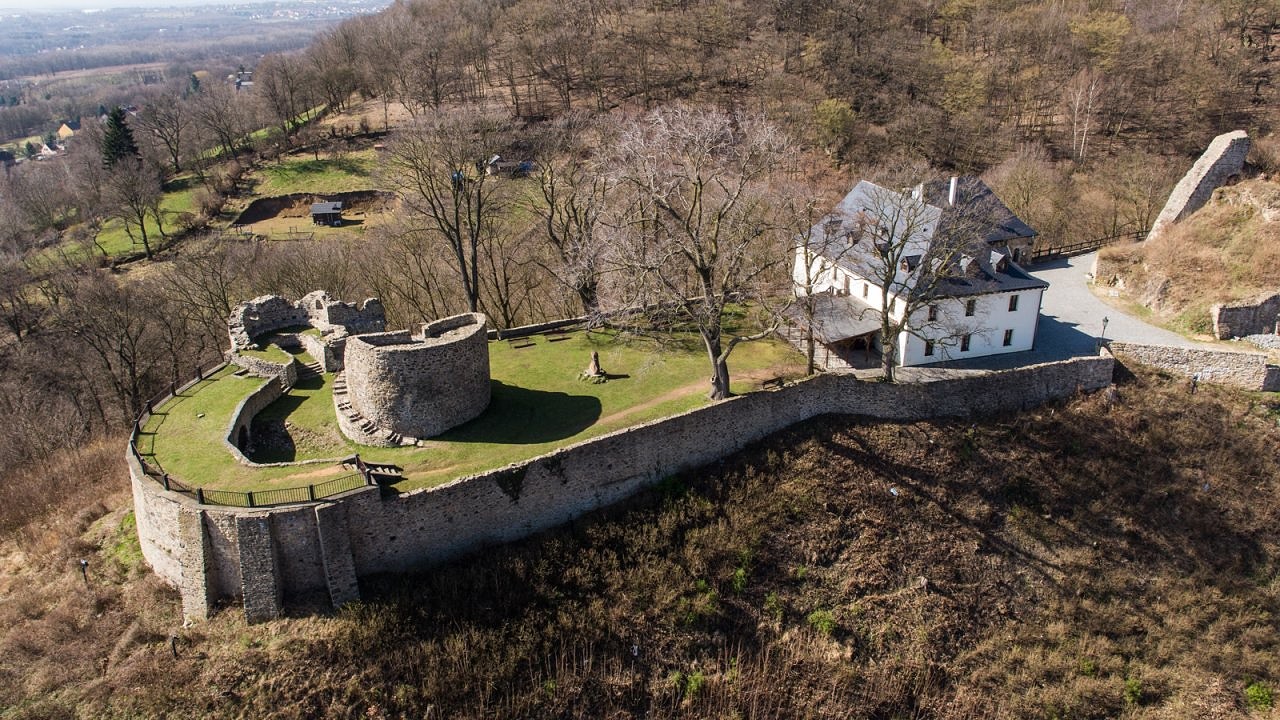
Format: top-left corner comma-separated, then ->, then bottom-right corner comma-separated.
1098,177 -> 1280,334
1,366 -> 1278,719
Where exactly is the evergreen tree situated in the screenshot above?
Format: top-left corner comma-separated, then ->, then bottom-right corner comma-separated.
101,107 -> 140,167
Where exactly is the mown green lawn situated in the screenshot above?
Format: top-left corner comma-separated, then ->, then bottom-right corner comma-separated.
141,329 -> 805,493
250,150 -> 378,196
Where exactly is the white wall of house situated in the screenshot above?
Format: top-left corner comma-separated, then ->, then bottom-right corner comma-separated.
793,248 -> 903,316
794,247 -> 1044,368
898,287 -> 1043,366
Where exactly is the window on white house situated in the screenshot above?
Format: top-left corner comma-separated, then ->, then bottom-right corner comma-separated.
961,334 -> 971,351
862,283 -> 869,298
1003,329 -> 1014,346
928,304 -> 938,322
924,340 -> 935,356
965,299 -> 976,316
1008,295 -> 1019,312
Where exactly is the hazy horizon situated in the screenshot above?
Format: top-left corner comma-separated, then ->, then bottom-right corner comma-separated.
0,0 -> 327,11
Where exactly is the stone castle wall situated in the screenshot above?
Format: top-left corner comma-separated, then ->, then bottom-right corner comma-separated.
343,313 -> 491,441
228,353 -> 299,385
229,296 -> 309,351
1149,130 -> 1250,239
1109,341 -> 1279,391
229,292 -> 385,352
299,291 -> 386,337
131,351 -> 1115,622
1211,292 -> 1280,339
223,376 -> 288,464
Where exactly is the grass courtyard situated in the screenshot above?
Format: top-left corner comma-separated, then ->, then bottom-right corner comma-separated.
248,150 -> 378,197
139,329 -> 804,493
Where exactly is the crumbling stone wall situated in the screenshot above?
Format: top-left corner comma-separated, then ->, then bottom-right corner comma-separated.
229,296 -> 308,351
228,353 -> 299,384
343,313 -> 491,441
1149,130 -> 1250,239
299,291 -> 386,337
1109,341 -> 1279,390
131,351 -> 1116,622
229,292 -> 385,352
1211,292 -> 1280,339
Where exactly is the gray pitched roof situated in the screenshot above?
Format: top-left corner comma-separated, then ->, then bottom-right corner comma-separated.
310,201 -> 343,214
785,291 -> 882,343
807,180 -> 1047,301
920,176 -> 1037,246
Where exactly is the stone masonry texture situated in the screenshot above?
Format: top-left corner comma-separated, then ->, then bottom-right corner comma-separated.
1108,341 -> 1279,391
132,351 -> 1117,623
1149,130 -> 1250,239
1212,292 -> 1280,339
343,313 -> 491,440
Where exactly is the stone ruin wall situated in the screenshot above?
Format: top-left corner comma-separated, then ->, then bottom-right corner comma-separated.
1211,292 -> 1280,339
223,375 -> 288,464
1108,341 -> 1280,391
228,353 -> 300,384
228,296 -> 309,351
343,313 -> 491,441
229,292 -> 385,353
130,351 -> 1117,623
1148,130 -> 1251,239
298,291 -> 386,337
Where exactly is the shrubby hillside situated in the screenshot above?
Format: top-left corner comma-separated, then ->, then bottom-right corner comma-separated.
2,367 -> 1278,718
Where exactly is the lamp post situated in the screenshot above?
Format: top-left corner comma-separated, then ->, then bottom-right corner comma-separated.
1099,316 -> 1109,352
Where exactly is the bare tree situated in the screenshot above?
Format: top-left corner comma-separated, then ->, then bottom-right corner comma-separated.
531,125 -> 608,315
382,111 -> 509,314
104,159 -> 167,259
134,89 -> 192,174
818,170 -> 1000,381
190,82 -> 251,159
256,52 -> 314,143
603,105 -> 794,401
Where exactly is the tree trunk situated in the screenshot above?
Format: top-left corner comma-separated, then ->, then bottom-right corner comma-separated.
880,335 -> 895,382
703,330 -> 731,400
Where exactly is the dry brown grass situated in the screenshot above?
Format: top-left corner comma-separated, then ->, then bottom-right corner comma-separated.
1097,177 -> 1280,334
2,366 -> 1279,719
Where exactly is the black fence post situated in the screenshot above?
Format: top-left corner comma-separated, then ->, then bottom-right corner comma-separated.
247,491 -> 255,508
308,484 -> 316,501
163,474 -> 170,491
196,488 -> 205,505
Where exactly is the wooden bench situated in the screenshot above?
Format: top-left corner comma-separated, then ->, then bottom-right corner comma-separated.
760,376 -> 785,391
507,337 -> 535,349
546,330 -> 572,342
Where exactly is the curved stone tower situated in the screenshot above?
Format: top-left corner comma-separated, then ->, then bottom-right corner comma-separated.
343,313 -> 491,440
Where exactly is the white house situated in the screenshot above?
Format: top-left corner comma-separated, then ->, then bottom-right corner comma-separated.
790,177 -> 1048,369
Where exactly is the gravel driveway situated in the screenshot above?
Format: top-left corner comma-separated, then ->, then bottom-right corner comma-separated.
896,251 -> 1199,378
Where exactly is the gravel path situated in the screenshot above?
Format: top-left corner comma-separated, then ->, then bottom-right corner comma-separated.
896,252 -> 1203,378
1029,252 -> 1197,348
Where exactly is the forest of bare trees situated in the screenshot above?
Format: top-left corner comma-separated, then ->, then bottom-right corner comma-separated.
0,0 -> 1277,529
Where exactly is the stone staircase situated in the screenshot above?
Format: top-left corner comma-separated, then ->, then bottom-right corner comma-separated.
331,371 -> 412,447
